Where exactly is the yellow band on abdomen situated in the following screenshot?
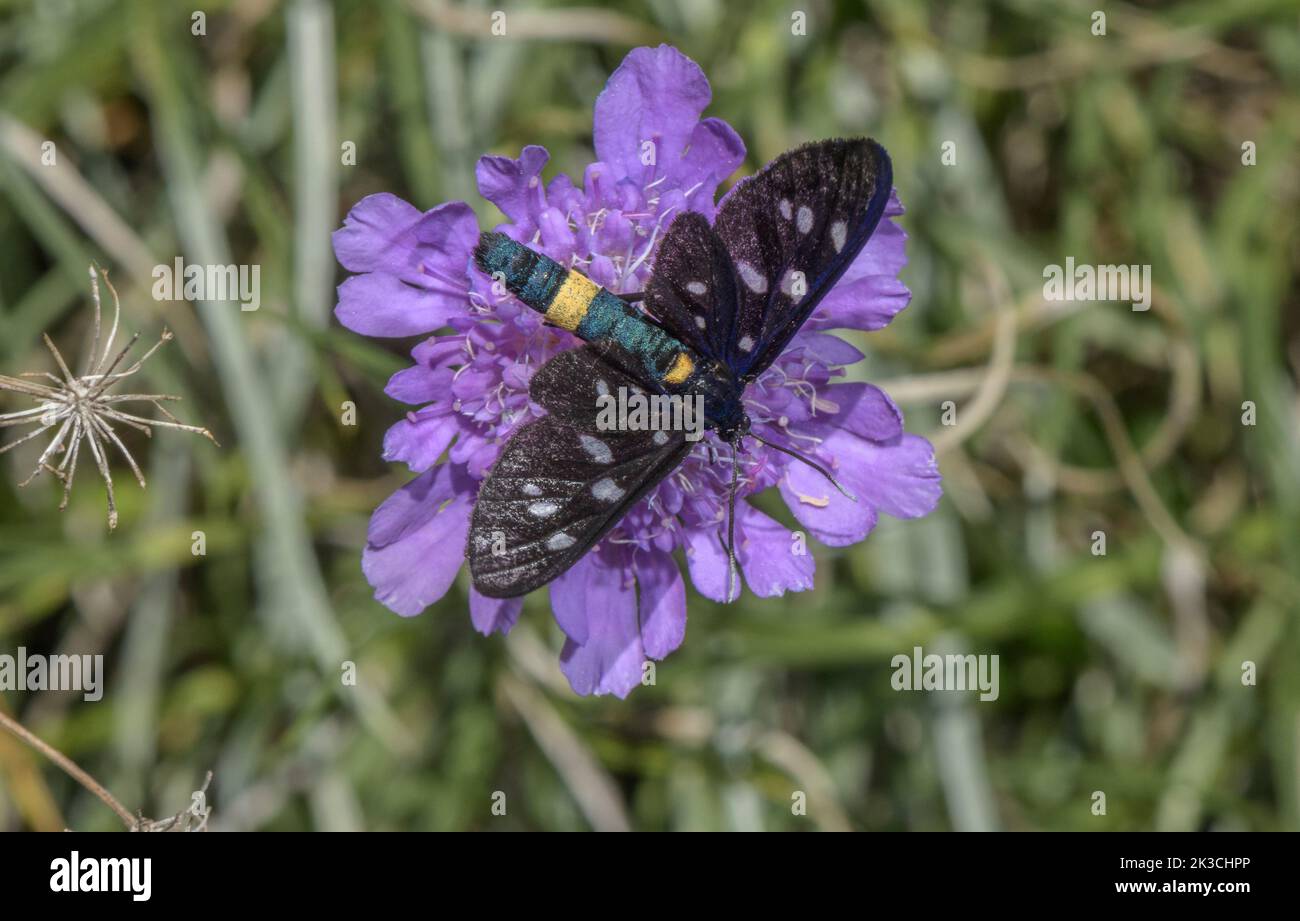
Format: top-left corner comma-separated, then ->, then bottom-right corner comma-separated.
545,271 -> 600,332
663,351 -> 694,385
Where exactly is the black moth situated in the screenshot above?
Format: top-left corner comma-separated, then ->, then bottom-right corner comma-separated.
468,138 -> 893,599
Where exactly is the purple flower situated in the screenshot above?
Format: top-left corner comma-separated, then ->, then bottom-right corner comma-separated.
334,45 -> 941,698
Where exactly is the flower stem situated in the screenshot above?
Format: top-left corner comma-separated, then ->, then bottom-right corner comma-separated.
0,709 -> 137,829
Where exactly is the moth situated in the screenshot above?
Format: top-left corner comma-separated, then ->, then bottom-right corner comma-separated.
468,138 -> 893,599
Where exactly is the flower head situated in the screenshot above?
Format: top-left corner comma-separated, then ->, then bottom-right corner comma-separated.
335,45 -> 941,697
0,265 -> 217,529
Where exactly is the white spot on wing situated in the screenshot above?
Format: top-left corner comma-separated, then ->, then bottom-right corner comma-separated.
653,431 -> 669,446
831,220 -> 847,253
528,501 -> 559,518
579,434 -> 613,464
780,269 -> 806,301
779,198 -> 792,220
592,478 -> 625,502
547,532 -> 575,551
595,379 -> 609,397
797,205 -> 813,234
738,335 -> 754,353
736,261 -> 768,294
686,281 -> 707,296
521,483 -> 542,496
694,315 -> 706,330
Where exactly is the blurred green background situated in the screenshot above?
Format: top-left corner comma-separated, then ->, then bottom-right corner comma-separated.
1,0 -> 1298,831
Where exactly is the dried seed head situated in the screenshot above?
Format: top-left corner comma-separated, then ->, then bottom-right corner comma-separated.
0,265 -> 218,529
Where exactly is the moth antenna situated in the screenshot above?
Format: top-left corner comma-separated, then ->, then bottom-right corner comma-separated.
749,431 -> 857,502
725,446 -> 740,603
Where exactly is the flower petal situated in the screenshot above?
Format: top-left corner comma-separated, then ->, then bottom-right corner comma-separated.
470,588 -> 522,636
362,465 -> 474,616
803,382 -> 904,444
779,461 -> 878,547
735,504 -> 816,598
334,196 -> 478,285
475,145 -> 550,226
684,520 -> 730,603
385,361 -> 455,406
367,465 -> 445,547
332,192 -> 423,274
811,192 -> 910,332
676,117 -> 746,215
685,502 -> 816,601
382,406 -> 458,472
538,205 -> 578,253
552,548 -> 645,698
448,422 -> 503,480
780,427 -> 941,547
636,550 -> 686,659
594,45 -> 723,188
837,431 -> 943,520
335,273 -> 462,338
788,331 -> 865,368
548,552 -> 595,645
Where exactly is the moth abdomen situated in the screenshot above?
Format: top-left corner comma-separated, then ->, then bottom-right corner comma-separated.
474,231 -> 556,308
473,231 -> 700,392
474,231 -> 594,330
